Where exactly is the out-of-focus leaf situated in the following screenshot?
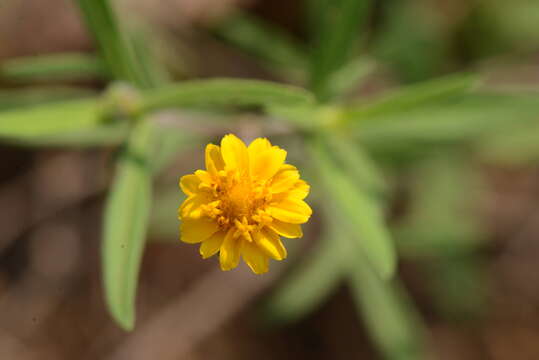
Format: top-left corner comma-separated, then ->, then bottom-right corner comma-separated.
129,28 -> 171,86
394,154 -> 485,257
2,122 -> 129,148
75,0 -> 155,88
0,87 -> 96,110
478,120 -> 539,165
0,98 -> 108,139
326,133 -> 387,196
139,79 -> 315,113
215,12 -> 307,72
262,236 -> 342,325
326,57 -> 376,99
344,73 -> 478,123
102,120 -> 155,331
309,0 -> 372,101
309,138 -> 396,279
355,93 -> 539,152
0,53 -> 107,82
372,0 -> 447,83
348,256 -> 426,360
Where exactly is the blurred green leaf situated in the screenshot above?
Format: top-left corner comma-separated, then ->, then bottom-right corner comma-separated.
326,57 -> 376,99
355,93 -> 539,153
309,0 -> 372,101
478,120 -> 539,165
140,79 -> 315,113
262,237 -> 343,324
347,258 -> 426,360
326,133 -> 387,196
0,87 -> 96,110
0,98 -> 108,140
148,185 -> 184,240
150,126 -> 201,173
102,119 -> 155,330
75,0 -> 155,88
344,73 -> 478,123
1,122 -> 128,148
309,137 -> 396,279
0,53 -> 107,82
394,154 -> 485,257
215,12 -> 307,73
372,0 -> 447,83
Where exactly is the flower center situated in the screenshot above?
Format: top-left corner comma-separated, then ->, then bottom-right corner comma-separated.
224,181 -> 253,218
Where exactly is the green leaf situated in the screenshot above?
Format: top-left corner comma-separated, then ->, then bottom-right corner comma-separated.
139,79 -> 315,113
0,53 -> 107,82
326,133 -> 387,195
309,0 -> 372,101
214,11 -> 307,72
478,120 -> 539,165
75,0 -> 155,88
344,73 -> 479,123
0,98 -> 107,139
394,154 -> 485,257
355,93 -> 539,151
3,123 -> 129,148
0,87 -> 96,110
102,119 -> 155,330
347,259 -> 426,360
262,237 -> 342,324
308,137 -> 396,279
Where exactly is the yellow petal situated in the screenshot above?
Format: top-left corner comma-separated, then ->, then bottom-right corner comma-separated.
179,193 -> 212,219
205,144 -> 225,176
179,174 -> 201,196
270,165 -> 300,193
254,228 -> 287,260
180,218 -> 219,244
242,241 -> 269,274
200,230 -> 226,259
195,169 -> 213,185
269,219 -> 303,238
268,198 -> 312,224
219,228 -> 241,271
220,134 -> 249,173
250,146 -> 287,182
287,180 -> 310,200
248,137 -> 271,155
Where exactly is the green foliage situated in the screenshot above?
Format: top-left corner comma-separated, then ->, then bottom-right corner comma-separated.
309,137 -> 396,279
0,53 -> 106,82
0,98 -> 106,139
102,120 -> 155,330
308,0 -> 372,101
214,11 -> 307,74
140,79 -> 315,113
262,237 -> 343,324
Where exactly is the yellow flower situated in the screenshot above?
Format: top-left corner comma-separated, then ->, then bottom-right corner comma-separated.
178,134 -> 312,274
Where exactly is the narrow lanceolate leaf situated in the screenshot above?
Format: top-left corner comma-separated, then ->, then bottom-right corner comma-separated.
0,87 -> 96,110
343,73 -> 479,123
0,53 -> 106,82
215,11 -> 307,70
75,0 -> 154,88
355,93 -> 539,151
309,137 -> 396,279
0,98 -> 106,139
326,133 -> 387,196
347,256 -> 426,360
139,79 -> 315,113
103,120 -> 155,330
262,237 -> 342,324
309,0 -> 372,101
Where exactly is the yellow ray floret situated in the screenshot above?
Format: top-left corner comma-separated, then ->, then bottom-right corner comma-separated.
178,134 -> 312,274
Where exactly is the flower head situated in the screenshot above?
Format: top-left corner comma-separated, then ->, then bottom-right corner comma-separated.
178,134 -> 312,274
